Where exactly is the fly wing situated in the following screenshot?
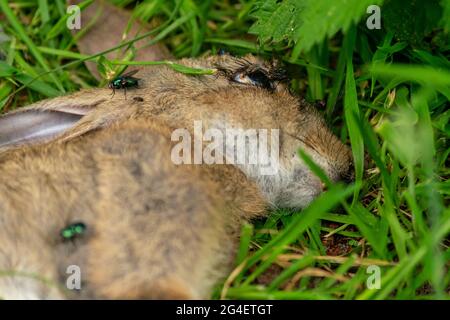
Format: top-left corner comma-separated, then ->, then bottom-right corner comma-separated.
121,69 -> 139,77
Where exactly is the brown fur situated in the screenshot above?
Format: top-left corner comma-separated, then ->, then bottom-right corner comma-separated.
0,116 -> 265,299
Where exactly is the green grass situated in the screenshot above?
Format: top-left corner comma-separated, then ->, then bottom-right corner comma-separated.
0,0 -> 449,300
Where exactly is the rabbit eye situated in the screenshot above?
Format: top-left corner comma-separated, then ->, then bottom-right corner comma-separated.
217,48 -> 229,56
232,69 -> 274,90
61,222 -> 87,241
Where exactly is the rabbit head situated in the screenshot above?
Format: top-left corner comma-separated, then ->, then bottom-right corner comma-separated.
138,54 -> 354,208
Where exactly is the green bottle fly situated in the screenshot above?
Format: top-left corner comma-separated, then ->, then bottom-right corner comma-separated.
108,70 -> 140,99
60,222 -> 87,240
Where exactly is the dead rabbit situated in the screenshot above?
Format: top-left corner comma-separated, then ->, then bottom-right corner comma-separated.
0,54 -> 353,299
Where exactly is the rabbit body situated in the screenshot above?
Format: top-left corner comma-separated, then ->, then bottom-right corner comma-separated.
0,117 -> 265,299
0,55 -> 352,299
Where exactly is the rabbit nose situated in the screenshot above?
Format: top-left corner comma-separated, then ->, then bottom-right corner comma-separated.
341,172 -> 355,184
330,163 -> 355,184
339,163 -> 355,184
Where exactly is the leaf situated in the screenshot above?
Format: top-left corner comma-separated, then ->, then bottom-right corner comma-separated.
0,0 -> 64,92
0,61 -> 59,97
244,183 -> 356,270
241,182 -> 355,286
96,56 -> 115,80
181,0 -> 202,56
165,62 -> 216,75
377,90 -> 420,167
14,73 -> 60,97
346,203 -> 388,257
442,0 -> 450,32
110,60 -> 216,75
343,28 -> 364,203
0,82 -> 12,110
369,63 -> 450,89
235,223 -> 254,266
205,38 -> 259,51
38,0 -> 50,24
249,0 -> 384,54
0,61 -> 16,77
249,0 -> 305,44
383,0 -> 443,47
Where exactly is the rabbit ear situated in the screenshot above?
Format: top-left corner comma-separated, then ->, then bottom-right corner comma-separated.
0,92 -> 106,149
0,109 -> 86,148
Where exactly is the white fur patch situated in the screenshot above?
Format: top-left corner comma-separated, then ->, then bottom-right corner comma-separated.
208,118 -> 323,208
0,276 -> 63,300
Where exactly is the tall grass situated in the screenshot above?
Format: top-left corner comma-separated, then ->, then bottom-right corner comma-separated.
0,0 -> 448,299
